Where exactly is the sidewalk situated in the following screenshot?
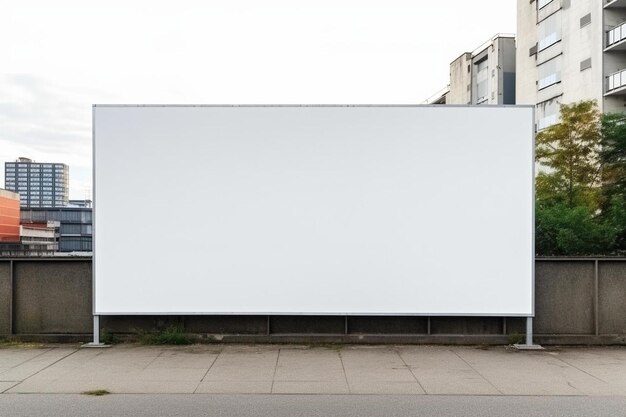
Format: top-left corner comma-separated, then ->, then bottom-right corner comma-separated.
1,344 -> 625,396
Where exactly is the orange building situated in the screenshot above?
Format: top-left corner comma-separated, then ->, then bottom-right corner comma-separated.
0,188 -> 20,242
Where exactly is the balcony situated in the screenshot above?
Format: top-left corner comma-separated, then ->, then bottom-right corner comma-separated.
605,0 -> 626,9
605,69 -> 626,95
606,22 -> 626,51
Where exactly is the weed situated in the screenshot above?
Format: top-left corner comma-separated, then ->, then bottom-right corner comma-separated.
0,338 -> 43,349
508,333 -> 524,345
140,326 -> 193,345
99,328 -> 118,345
82,389 -> 110,396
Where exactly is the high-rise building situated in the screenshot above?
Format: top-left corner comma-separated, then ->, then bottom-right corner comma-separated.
425,34 -> 516,105
4,157 -> 69,207
517,0 -> 626,130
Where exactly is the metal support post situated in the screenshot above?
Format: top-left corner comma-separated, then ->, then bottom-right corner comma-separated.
93,315 -> 100,344
81,315 -> 109,348
526,316 -> 533,346
514,316 -> 543,350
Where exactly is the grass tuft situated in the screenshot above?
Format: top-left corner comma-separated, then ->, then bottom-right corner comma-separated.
140,326 -> 193,345
508,333 -> 524,345
82,389 -> 110,396
0,338 -> 43,349
99,328 -> 118,345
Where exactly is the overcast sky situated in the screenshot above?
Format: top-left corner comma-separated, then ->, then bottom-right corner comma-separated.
0,0 -> 516,199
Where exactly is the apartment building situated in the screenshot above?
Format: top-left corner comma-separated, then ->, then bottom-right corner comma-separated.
426,34 -> 516,105
517,0 -> 626,130
4,157 -> 69,207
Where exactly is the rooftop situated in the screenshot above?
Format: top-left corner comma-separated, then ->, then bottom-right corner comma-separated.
0,188 -> 20,200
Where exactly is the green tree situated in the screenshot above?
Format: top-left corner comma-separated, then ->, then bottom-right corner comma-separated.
534,100 -> 623,255
600,113 -> 626,252
535,100 -> 602,211
535,203 -> 616,256
600,113 -> 626,199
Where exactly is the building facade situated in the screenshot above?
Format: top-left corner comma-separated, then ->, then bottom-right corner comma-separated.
426,34 -> 516,105
517,0 -> 626,130
0,189 -> 58,256
20,207 -> 92,253
0,189 -> 20,243
4,157 -> 69,208
68,199 -> 92,208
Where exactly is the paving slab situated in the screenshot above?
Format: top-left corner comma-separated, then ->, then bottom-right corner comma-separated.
0,348 -> 52,371
0,381 -> 19,393
145,347 -> 220,370
18,347 -> 157,385
1,345 -> 626,396
0,348 -> 77,382
6,346 -> 220,394
398,346 -> 500,395
274,348 -> 345,382
340,346 -> 425,394
202,345 -> 278,382
455,348 -> 620,396
348,381 -> 424,395
9,376 -> 201,394
272,380 -> 349,394
555,348 -> 626,395
135,368 -> 209,382
12,349 -> 105,382
195,380 -> 273,394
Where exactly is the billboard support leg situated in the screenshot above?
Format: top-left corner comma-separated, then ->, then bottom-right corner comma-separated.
81,315 -> 110,348
514,317 -> 543,350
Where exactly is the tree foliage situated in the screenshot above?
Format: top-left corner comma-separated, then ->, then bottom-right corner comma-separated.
600,114 -> 626,252
536,203 -> 617,256
601,112 -> 626,199
535,100 -> 602,211
534,101 -> 626,256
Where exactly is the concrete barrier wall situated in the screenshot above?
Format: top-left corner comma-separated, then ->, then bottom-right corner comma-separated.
0,258 -> 624,344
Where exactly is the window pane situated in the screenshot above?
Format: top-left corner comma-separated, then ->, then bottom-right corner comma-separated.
538,57 -> 561,89
538,12 -> 561,51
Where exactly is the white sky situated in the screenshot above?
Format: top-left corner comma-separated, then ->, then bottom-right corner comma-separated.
0,0 -> 516,199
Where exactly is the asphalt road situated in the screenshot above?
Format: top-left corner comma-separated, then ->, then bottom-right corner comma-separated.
1,394 -> 626,417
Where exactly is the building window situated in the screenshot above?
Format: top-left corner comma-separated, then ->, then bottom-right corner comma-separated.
538,12 -> 561,51
537,0 -> 553,9
475,59 -> 489,104
538,56 -> 562,89
537,98 -> 560,130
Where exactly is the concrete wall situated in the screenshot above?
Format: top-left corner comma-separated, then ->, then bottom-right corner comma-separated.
448,53 -> 472,105
0,258 -> 624,344
516,0 -> 538,106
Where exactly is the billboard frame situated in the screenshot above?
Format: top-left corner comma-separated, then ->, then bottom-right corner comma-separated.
87,104 -> 537,347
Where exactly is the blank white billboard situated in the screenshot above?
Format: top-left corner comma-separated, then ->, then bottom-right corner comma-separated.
93,105 -> 534,316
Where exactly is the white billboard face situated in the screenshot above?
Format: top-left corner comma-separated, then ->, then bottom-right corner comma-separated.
93,105 -> 533,316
